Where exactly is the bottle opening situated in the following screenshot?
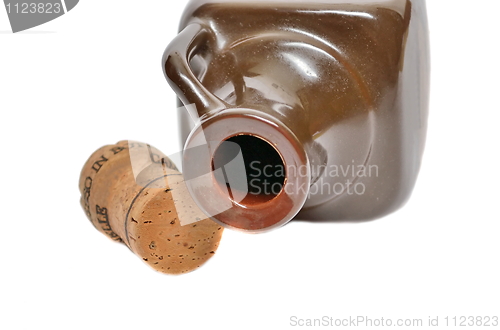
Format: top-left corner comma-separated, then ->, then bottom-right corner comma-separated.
212,134 -> 286,206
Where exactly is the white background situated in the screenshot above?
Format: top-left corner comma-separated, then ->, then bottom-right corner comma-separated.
1,1 -> 499,329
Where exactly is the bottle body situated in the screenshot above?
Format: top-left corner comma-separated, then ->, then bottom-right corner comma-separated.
164,0 -> 430,231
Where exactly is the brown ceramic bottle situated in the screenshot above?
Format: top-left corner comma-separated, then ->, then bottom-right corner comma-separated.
162,0 -> 430,233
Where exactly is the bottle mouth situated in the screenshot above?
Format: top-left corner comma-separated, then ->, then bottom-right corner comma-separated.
182,109 -> 310,233
212,134 -> 286,207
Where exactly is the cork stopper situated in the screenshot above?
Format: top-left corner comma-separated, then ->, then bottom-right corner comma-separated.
79,140 -> 223,275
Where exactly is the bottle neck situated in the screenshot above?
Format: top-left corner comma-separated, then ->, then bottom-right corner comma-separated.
182,108 -> 312,233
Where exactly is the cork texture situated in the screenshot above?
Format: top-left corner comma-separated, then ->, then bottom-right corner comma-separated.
79,140 -> 223,275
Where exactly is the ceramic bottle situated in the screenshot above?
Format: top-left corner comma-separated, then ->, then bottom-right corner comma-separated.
162,0 -> 430,232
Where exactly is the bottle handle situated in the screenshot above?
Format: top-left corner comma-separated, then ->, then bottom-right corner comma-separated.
162,23 -> 228,118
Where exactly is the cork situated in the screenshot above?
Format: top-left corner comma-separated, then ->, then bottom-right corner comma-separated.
79,140 -> 223,275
